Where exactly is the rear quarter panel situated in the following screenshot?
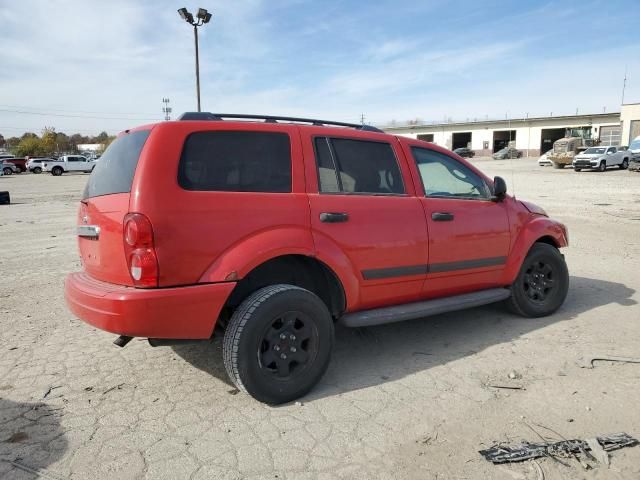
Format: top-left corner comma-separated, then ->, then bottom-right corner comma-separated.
130,122 -> 312,287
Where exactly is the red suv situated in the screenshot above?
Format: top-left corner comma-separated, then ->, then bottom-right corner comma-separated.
65,113 -> 569,404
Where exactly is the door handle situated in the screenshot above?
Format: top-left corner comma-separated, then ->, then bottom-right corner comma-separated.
320,212 -> 349,223
432,212 -> 454,221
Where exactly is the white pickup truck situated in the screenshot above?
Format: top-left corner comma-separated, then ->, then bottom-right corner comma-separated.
43,155 -> 97,176
572,145 -> 631,172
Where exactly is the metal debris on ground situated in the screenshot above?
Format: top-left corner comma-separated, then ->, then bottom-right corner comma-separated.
479,433 -> 638,464
579,355 -> 640,369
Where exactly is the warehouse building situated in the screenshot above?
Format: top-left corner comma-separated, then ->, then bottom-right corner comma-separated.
385,103 -> 640,157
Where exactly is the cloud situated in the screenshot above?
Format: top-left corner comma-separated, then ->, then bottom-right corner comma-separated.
0,0 -> 638,135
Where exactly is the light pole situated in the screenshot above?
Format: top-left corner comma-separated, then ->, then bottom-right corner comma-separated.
178,7 -> 212,112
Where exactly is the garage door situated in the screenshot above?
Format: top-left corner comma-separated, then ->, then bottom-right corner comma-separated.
630,120 -> 640,144
599,125 -> 621,146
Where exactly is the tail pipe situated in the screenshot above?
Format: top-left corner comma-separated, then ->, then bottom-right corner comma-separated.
113,335 -> 133,348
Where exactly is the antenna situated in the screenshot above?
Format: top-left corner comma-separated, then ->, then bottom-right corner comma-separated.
162,98 -> 172,121
622,65 -> 628,105
360,113 -> 366,126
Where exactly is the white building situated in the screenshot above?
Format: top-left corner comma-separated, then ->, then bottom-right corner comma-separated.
76,143 -> 103,152
385,104 -> 640,156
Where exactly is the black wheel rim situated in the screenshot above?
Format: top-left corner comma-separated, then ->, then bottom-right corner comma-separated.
522,260 -> 555,304
257,311 -> 318,380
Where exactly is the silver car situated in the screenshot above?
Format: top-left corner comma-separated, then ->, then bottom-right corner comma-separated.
1,161 -> 20,176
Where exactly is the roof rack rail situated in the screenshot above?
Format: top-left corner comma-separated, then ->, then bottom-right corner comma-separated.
177,112 -> 384,133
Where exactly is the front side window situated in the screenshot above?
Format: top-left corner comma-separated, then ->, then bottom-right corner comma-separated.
314,137 -> 405,194
178,131 -> 291,192
411,147 -> 490,199
607,147 -> 616,153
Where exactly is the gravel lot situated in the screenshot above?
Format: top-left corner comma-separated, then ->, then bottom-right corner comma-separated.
1,159 -> 640,479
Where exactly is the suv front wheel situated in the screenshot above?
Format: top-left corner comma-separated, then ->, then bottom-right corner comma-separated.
506,243 -> 569,317
223,284 -> 334,404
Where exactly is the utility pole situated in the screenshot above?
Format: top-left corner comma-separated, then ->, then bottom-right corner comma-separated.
622,65 -> 628,105
162,98 -> 172,121
360,113 -> 366,125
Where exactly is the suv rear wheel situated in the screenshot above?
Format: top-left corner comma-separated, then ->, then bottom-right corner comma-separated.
33,167 -> 42,174
506,243 -> 569,318
223,284 -> 334,404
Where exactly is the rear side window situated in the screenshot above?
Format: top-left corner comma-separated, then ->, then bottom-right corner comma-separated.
82,130 -> 150,199
314,137 -> 405,194
178,131 -> 291,192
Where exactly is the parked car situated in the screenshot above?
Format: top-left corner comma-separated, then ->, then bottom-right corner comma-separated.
43,155 -> 97,175
1,161 -> 20,175
0,153 -> 15,161
493,147 -> 522,159
4,157 -> 27,172
538,150 -> 553,166
453,147 -> 475,158
629,136 -> 640,172
65,112 -> 570,404
26,158 -> 53,173
572,146 -> 630,172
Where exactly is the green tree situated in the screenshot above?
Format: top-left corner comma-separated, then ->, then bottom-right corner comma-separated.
40,127 -> 57,155
16,136 -> 46,157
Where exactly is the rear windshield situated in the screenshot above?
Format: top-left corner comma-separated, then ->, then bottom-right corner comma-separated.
82,130 -> 150,199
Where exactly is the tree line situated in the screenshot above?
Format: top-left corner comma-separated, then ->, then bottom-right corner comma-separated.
0,128 -> 116,157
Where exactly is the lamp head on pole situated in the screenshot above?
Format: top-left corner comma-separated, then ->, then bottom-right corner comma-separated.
177,7 -> 195,25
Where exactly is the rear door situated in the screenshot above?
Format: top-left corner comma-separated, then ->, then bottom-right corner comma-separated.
401,141 -> 511,297
78,129 -> 151,285
301,129 -> 429,311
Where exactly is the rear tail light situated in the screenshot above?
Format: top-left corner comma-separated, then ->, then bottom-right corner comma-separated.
123,213 -> 158,288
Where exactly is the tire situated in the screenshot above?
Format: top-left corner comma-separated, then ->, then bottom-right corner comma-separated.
33,167 -> 42,174
620,159 -> 629,170
2,167 -> 12,175
552,162 -> 565,169
598,161 -> 606,172
223,284 -> 334,404
51,167 -> 63,176
574,168 -> 581,172
506,243 -> 569,318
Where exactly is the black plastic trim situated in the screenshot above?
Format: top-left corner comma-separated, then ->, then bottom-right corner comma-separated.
361,256 -> 507,280
362,265 -> 429,280
428,256 -> 507,273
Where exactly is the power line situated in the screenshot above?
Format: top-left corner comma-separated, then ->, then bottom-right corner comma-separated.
0,108 -> 159,121
0,104 -> 160,116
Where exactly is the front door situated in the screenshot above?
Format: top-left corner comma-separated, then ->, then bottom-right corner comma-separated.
403,144 -> 511,297
302,131 -> 429,311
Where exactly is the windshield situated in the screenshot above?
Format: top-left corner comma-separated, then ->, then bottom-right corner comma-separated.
583,147 -> 606,154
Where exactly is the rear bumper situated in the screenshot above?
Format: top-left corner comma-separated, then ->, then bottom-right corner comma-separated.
65,272 -> 236,339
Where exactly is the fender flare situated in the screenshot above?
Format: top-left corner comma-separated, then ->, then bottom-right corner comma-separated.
197,227 -> 360,309
501,217 -> 568,285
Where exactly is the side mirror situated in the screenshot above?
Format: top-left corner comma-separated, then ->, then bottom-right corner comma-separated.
492,176 -> 507,201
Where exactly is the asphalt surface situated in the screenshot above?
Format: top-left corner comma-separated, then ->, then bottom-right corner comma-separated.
1,159 -> 639,479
